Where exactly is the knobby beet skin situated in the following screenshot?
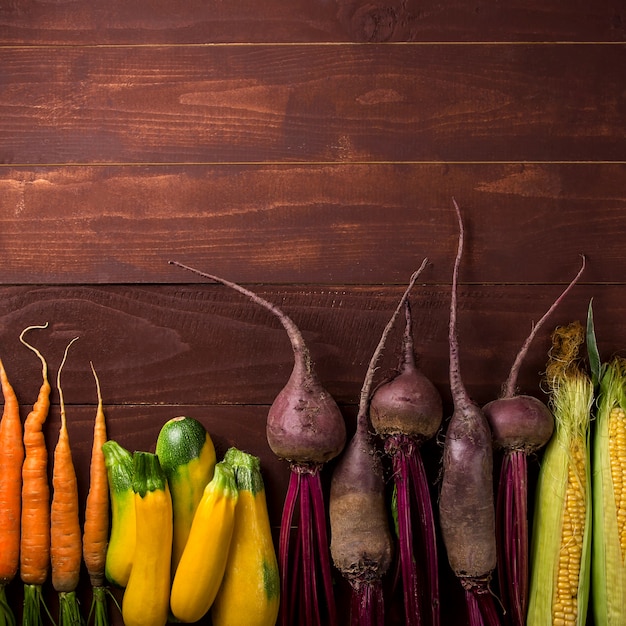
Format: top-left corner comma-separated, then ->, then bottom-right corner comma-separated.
439,402 -> 497,582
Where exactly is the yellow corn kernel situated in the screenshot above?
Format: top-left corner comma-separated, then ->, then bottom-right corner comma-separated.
527,322 -> 593,626
608,407 -> 626,555
592,357 -> 626,625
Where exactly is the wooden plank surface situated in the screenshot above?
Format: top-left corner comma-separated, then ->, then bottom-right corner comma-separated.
0,163 -> 624,284
1,1 -> 622,624
1,0 -> 624,43
0,44 -> 624,164
0,283 -> 619,409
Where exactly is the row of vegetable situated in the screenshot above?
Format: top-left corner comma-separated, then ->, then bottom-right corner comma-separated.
0,323 -> 280,626
0,199 -> 624,626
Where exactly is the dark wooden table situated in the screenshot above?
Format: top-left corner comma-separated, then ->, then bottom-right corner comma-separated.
1,2 -> 624,624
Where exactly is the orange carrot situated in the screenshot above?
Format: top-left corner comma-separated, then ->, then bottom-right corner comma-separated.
51,337 -> 83,626
0,356 -> 24,626
19,323 -> 53,626
83,362 -> 113,626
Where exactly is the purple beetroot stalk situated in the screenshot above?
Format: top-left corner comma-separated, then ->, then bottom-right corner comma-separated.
169,261 -> 346,626
482,255 -> 585,626
368,299 -> 443,626
329,259 -> 429,626
438,199 -> 500,626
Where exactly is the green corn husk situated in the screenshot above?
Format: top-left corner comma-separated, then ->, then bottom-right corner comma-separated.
527,322 -> 593,626
592,356 -> 626,624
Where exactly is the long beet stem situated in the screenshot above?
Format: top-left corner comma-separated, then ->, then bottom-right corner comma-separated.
465,589 -> 482,626
495,456 -> 509,624
476,587 -> 502,626
465,586 -> 501,626
408,447 -> 440,626
393,447 -> 421,626
502,255 -> 585,398
351,580 -> 385,626
300,473 -> 317,626
309,472 -> 338,626
290,524 -> 303,626
279,471 -> 300,626
496,451 -> 528,626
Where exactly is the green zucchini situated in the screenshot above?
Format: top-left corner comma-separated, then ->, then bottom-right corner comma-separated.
102,440 -> 135,588
156,415 -> 216,572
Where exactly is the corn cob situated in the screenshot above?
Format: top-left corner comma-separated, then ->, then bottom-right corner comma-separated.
592,356 -> 626,624
527,321 -> 593,626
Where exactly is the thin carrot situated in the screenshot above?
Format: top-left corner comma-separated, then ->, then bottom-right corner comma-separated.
83,362 -> 113,626
0,356 -> 25,626
51,336 -> 83,626
19,323 -> 54,626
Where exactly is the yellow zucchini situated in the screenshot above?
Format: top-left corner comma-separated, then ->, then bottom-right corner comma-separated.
122,452 -> 172,626
102,440 -> 135,588
156,416 -> 216,573
169,459 -> 238,623
211,448 -> 280,626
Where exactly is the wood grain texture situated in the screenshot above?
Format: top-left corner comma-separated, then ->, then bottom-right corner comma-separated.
1,0 -> 624,43
0,283 -> 620,409
0,44 -> 624,164
0,1 -> 622,623
0,163 -> 624,284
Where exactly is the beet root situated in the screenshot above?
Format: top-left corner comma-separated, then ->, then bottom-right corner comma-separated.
439,199 -> 500,626
369,371 -> 442,440
481,257 -> 584,626
330,435 -> 393,582
168,261 -> 344,626
483,394 -> 554,453
369,302 -> 442,441
439,403 -> 497,582
267,359 -> 346,464
329,262 -> 428,626
370,300 -> 442,626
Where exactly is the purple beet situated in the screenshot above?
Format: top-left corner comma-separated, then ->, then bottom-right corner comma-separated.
482,255 -> 585,626
438,199 -> 501,626
369,299 -> 442,626
169,261 -> 345,626
330,259 -> 428,626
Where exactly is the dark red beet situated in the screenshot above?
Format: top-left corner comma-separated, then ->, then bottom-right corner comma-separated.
483,395 -> 553,452
481,255 -> 585,626
330,260 -> 428,626
438,199 -> 500,626
168,261 -> 345,626
267,355 -> 346,463
369,299 -> 442,626
370,301 -> 442,441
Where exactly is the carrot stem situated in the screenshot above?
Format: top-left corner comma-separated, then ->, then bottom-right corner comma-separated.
22,584 -> 53,626
59,591 -> 83,626
0,586 -> 15,626
87,587 -> 115,626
